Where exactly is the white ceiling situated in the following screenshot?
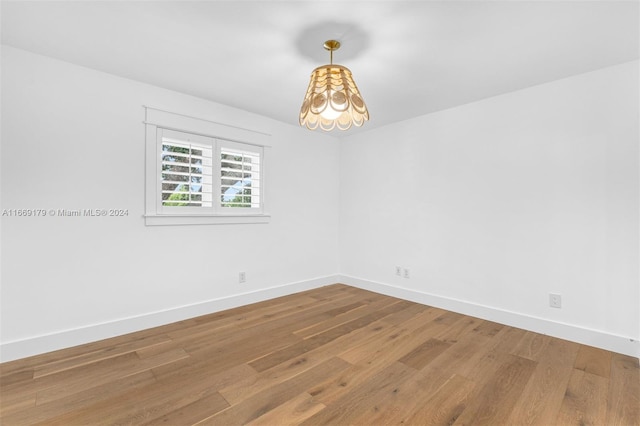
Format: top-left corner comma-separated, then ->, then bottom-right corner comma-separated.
2,1 -> 638,133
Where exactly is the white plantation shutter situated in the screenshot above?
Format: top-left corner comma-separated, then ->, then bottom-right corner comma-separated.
161,139 -> 214,207
220,143 -> 262,209
154,128 -> 264,216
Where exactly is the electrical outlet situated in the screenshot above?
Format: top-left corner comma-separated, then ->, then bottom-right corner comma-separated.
239,272 -> 246,283
403,268 -> 410,279
549,293 -> 561,308
395,266 -> 402,276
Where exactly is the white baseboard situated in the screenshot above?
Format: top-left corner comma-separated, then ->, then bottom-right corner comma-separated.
4,275 -> 637,362
0,275 -> 337,363
339,275 -> 639,359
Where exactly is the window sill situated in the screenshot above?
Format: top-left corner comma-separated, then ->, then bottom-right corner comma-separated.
144,213 -> 270,226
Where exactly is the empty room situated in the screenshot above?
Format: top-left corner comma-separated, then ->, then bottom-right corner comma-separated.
1,1 -> 638,425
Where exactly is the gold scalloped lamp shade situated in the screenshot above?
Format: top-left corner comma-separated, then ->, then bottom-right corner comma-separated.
299,65 -> 369,131
299,40 -> 369,131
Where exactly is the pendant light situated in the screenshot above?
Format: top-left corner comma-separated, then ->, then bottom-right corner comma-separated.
299,40 -> 369,131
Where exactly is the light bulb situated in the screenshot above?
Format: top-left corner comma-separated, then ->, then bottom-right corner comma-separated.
320,90 -> 346,120
320,107 -> 342,120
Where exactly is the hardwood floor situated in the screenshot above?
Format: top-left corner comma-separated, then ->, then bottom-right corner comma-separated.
1,284 -> 638,425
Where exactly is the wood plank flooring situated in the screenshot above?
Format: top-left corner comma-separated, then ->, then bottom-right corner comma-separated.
1,284 -> 638,425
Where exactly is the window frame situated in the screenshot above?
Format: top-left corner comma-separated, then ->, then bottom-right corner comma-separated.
144,108 -> 270,226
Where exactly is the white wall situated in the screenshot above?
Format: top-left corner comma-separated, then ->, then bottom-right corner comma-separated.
2,46 -> 638,361
339,61 -> 639,357
0,46 -> 340,361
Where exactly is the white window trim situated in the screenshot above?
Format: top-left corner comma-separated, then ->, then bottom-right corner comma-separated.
144,107 -> 270,226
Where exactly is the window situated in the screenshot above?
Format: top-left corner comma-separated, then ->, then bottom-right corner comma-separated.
220,145 -> 261,209
144,108 -> 269,225
161,132 -> 214,209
